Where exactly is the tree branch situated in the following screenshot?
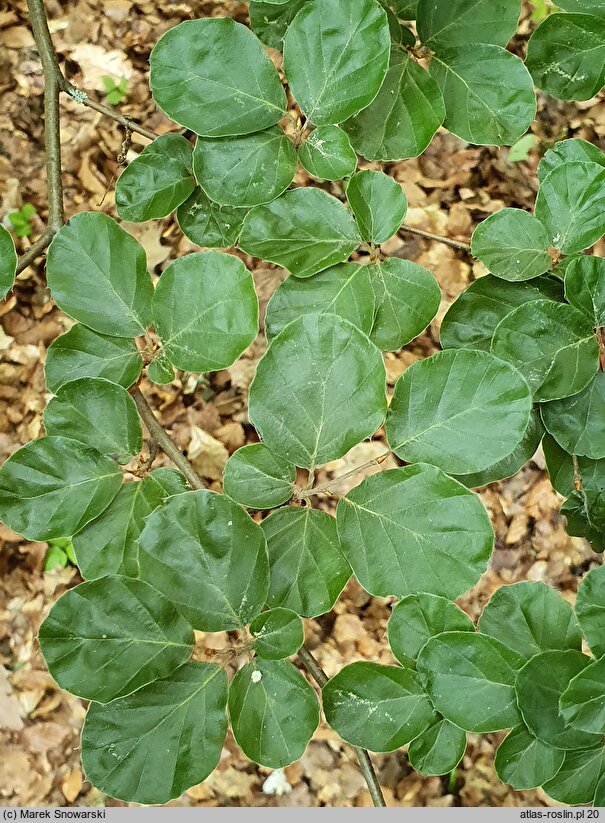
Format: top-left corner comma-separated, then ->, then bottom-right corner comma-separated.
400,224 -> 471,252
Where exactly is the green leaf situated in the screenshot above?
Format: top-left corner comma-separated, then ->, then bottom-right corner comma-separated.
526,13 -> 605,101
508,133 -> 537,163
176,189 -> 247,249
560,656 -> 605,734
515,650 -> 602,750
564,255 -> 605,327
346,170 -> 407,245
261,507 -> 351,618
542,747 -> 605,806
46,213 -> 153,337
549,454 -> 605,552
138,489 -> 269,631
283,0 -> 390,126
250,608 -> 304,659
562,491 -> 605,554
153,252 -> 258,373
0,436 -> 121,541
298,126 -> 357,181
417,632 -> 524,732
223,443 -> 296,509
249,313 -> 386,469
490,300 -> 600,401
542,372 -> 605,459
440,274 -> 563,351
72,469 -> 188,579
0,224 -> 17,300
417,0 -> 521,48
388,593 -> 474,668
81,663 -> 227,805
45,325 -> 143,393
595,771 -> 605,806
576,565 -> 605,659
249,0 -> 307,49
344,50 -> 445,161
386,349 -> 532,474
336,465 -> 493,599
43,377 -> 142,464
452,408 -> 544,488
470,208 -> 551,282
323,662 -> 435,751
238,188 -> 361,279
538,137 -> 605,183
393,0 -> 418,16
429,45 -> 536,147
150,18 -> 286,137
543,433 -> 576,496
495,726 -> 565,790
38,576 -> 194,703
229,659 -> 319,768
115,134 -> 195,222
557,0 -> 605,15
478,581 -> 582,661
407,718 -> 467,776
368,258 -> 440,351
147,353 -> 174,385
44,544 -> 68,571
535,161 -> 605,254
265,262 -> 375,340
193,127 -> 297,208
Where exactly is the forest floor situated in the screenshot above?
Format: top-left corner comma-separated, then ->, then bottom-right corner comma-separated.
1,0 -> 604,808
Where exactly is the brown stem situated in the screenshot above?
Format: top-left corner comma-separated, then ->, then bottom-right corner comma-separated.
400,224 -> 471,252
15,227 -> 56,275
297,647 -> 387,808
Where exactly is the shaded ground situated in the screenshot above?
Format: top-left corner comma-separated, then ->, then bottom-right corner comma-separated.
1,0 -> 605,808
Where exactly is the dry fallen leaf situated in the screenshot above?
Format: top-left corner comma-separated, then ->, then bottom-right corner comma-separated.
188,426 -> 229,481
0,665 -> 24,732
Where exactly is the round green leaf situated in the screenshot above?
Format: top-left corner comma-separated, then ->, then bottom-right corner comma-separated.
336,465 -> 493,599
223,443 -> 295,509
565,255 -> 605,327
452,408 -> 544,488
250,608 -> 304,659
45,325 -> 142,393
43,377 -> 142,464
323,662 -> 435,751
249,0 -> 308,49
346,170 -> 407,245
138,489 -> 269,631
495,726 -> 565,791
249,313 -> 386,469
261,507 -> 351,618
147,353 -> 174,385
0,224 -> 17,300
176,189 -> 247,249
283,0 -> 390,126
344,50 -> 445,161
470,208 -> 551,282
192,127 -> 297,208
368,258 -> 440,351
576,565 -> 605,659
388,593 -> 474,668
72,469 -> 188,579
81,663 -> 227,805
229,659 -> 319,768
238,187 -> 361,279
535,161 -> 605,254
417,631 -> 524,732
150,18 -> 286,137
542,372 -> 605,459
491,300 -> 600,401
386,349 -> 532,474
46,213 -> 153,337
440,274 -> 563,351
515,650 -> 602,750
152,252 -> 258,373
115,134 -> 195,222
408,718 -> 467,776
0,436 -> 122,541
429,45 -> 536,147
543,433 -> 576,497
417,0 -> 521,48
298,126 -> 358,181
478,581 -> 582,661
538,137 -> 605,183
557,0 -> 605,14
38,576 -> 194,703
265,262 -> 375,340
543,747 -> 605,806
560,656 -> 605,735
527,13 -> 605,102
